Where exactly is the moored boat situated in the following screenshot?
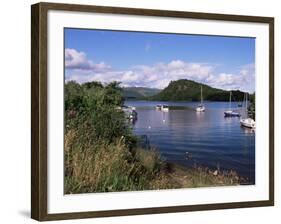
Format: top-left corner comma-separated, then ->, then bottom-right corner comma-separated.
224,91 -> 240,117
128,106 -> 136,110
240,118 -> 256,129
155,105 -> 162,110
161,105 -> 169,112
224,110 -> 240,117
240,92 -> 255,129
122,106 -> 138,120
196,105 -> 205,112
196,85 -> 205,112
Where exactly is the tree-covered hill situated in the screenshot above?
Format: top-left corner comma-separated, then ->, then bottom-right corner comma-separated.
149,79 -> 246,101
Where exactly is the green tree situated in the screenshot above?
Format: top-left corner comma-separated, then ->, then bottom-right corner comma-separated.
65,81 -> 129,143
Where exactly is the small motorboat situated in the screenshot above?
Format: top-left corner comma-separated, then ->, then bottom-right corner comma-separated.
155,105 -> 162,110
122,106 -> 138,120
224,110 -> 240,117
128,106 -> 136,110
161,105 -> 169,112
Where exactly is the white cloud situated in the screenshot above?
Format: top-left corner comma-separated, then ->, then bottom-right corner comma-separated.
65,48 -> 255,93
206,64 -> 255,92
128,60 -> 214,89
66,60 -> 214,89
65,48 -> 110,72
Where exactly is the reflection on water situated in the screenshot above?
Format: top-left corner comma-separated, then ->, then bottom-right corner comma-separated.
125,100 -> 255,184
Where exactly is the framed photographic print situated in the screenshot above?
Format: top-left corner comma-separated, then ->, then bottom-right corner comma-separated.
31,2 -> 274,221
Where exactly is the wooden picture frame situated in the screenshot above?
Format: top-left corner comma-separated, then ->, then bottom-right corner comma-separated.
31,2 -> 274,221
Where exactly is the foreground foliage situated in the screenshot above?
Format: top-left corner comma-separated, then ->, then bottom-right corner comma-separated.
64,81 -> 169,193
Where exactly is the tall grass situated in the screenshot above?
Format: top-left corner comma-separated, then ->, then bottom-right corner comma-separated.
64,128 -> 170,194
64,126 -> 240,193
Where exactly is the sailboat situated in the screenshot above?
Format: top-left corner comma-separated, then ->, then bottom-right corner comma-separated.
196,85 -> 205,112
224,91 -> 240,117
240,93 -> 255,129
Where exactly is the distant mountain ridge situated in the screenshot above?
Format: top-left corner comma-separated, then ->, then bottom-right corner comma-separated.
149,79 -> 247,101
123,87 -> 161,99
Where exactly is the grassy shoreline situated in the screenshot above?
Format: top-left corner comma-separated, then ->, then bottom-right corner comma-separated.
65,135 -> 241,194
158,162 -> 241,189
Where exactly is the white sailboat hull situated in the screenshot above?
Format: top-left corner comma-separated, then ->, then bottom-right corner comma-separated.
224,91 -> 241,117
196,106 -> 205,112
240,118 -> 256,129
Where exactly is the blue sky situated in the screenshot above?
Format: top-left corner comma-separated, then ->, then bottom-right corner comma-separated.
65,28 -> 255,92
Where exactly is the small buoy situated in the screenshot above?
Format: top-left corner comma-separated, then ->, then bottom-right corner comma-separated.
148,126 -> 151,129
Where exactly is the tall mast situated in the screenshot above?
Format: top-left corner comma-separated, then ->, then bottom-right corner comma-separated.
245,93 -> 248,116
229,91 -> 232,109
201,85 -> 203,104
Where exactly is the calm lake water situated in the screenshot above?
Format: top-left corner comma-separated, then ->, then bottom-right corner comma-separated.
125,100 -> 255,184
